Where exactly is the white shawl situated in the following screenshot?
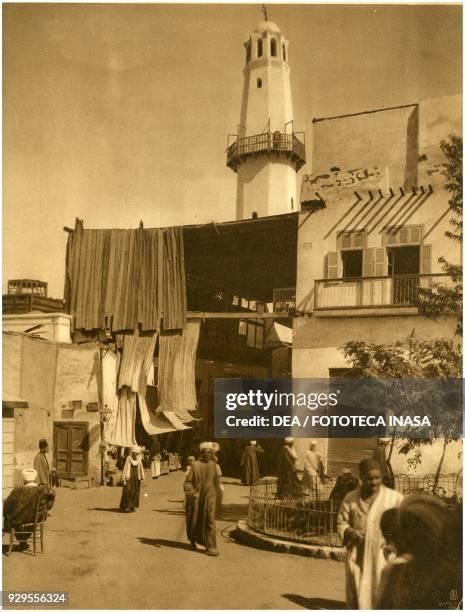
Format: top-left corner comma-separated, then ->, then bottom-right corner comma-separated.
338,485 -> 403,609
121,455 -> 145,483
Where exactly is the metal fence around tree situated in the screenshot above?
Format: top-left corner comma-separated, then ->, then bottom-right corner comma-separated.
247,474 -> 458,548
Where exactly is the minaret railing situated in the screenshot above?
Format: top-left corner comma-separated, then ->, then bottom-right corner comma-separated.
226,131 -> 305,171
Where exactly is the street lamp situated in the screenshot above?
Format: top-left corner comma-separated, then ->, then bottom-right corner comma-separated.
98,404 -> 112,486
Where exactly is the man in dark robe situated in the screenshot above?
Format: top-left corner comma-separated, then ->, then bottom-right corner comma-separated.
34,439 -> 51,487
4,469 -> 55,549
184,444 -> 220,556
119,446 -> 145,512
276,437 -> 302,499
329,468 -> 359,510
240,441 -> 264,485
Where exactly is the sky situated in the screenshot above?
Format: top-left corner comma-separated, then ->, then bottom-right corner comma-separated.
3,2 -> 462,298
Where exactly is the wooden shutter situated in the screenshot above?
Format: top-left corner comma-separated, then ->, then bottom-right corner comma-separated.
363,248 -> 386,277
374,248 -> 387,276
383,225 -> 422,246
326,252 -> 340,279
420,244 -> 432,274
337,230 -> 366,250
362,248 -> 374,277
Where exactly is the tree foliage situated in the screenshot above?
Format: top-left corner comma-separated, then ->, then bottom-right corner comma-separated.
416,134 -> 463,335
343,337 -> 462,487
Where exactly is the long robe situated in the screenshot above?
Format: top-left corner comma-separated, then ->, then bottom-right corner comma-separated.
276,445 -> 302,499
3,485 -> 55,541
34,452 -> 50,487
302,449 -> 322,493
119,463 -> 142,511
240,445 -> 263,485
184,459 -> 220,552
337,485 -> 403,609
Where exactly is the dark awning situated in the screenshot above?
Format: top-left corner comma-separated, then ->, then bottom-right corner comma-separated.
183,212 -> 298,303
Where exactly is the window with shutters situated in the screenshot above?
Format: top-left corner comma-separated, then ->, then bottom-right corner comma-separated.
383,225 -> 423,247
337,230 -> 366,250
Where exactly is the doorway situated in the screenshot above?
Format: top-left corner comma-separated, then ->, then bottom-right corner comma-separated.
387,245 -> 420,304
53,421 -> 89,479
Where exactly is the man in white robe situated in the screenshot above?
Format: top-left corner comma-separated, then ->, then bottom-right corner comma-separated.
302,440 -> 324,494
337,458 -> 403,609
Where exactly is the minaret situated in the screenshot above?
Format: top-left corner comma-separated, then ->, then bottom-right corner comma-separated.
227,15 -> 305,220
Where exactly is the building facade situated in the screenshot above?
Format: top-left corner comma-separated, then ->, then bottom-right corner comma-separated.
293,95 -> 462,474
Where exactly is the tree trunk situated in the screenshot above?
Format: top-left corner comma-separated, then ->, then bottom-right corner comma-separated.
433,438 -> 448,494
387,436 -> 395,462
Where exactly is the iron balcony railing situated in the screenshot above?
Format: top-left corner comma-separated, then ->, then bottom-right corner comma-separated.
273,287 -> 296,313
314,273 -> 452,311
227,132 -> 306,172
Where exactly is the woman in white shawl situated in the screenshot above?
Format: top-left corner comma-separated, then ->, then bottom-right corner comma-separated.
119,446 -> 145,512
337,458 -> 403,609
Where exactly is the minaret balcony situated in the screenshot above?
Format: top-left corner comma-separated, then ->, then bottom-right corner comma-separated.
227,132 -> 306,172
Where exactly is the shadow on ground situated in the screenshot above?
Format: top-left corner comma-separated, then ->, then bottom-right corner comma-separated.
282,594 -> 345,609
154,508 -> 185,516
88,507 -> 122,513
218,503 -> 248,522
2,543 -> 35,557
137,537 -> 193,551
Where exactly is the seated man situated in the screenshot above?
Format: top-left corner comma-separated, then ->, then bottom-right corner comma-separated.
3,469 -> 55,550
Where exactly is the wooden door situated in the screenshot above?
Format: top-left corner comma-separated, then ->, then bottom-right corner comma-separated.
54,422 -> 88,479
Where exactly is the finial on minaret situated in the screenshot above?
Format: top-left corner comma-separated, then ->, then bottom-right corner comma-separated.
262,4 -> 268,21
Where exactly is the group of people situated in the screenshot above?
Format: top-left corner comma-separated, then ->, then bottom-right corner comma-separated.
338,458 -> 461,609
3,439 -> 56,551
276,437 -> 326,499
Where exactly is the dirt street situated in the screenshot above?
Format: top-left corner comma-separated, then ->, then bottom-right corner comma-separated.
3,472 -> 345,609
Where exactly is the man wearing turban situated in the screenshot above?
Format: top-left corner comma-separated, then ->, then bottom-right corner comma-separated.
184,443 -> 221,556
337,458 -> 403,609
4,469 -> 55,553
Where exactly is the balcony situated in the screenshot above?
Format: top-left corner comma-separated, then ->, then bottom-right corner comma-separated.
314,274 -> 452,312
273,287 -> 296,313
227,132 -> 306,172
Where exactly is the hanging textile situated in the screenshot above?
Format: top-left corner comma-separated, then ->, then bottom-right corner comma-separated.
138,391 -> 188,435
156,320 -> 201,421
64,222 -> 186,335
108,387 -> 138,448
116,330 -> 158,393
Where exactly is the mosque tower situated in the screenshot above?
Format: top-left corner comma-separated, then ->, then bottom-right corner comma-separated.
227,14 -> 305,220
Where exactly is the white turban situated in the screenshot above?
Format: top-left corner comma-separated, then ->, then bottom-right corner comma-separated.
130,445 -> 142,454
284,437 -> 295,444
22,468 -> 37,483
199,442 -> 213,451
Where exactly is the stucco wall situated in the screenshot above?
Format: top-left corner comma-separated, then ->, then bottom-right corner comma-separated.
3,313 -> 72,343
311,95 -> 462,190
312,105 -> 418,189
3,333 -> 104,486
236,156 -> 297,219
54,343 -> 101,484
